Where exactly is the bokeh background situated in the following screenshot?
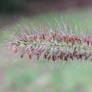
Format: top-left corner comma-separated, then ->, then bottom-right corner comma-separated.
0,0 -> 92,92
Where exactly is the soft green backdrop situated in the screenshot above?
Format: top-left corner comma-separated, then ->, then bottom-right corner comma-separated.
0,10 -> 92,92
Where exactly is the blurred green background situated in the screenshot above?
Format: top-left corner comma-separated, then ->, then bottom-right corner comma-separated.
0,11 -> 92,92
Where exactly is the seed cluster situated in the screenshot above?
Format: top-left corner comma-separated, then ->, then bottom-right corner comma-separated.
8,31 -> 92,61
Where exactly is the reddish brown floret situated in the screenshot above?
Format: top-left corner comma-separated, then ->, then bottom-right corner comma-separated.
8,31 -> 92,61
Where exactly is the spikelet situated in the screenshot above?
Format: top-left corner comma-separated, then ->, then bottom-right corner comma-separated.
8,31 -> 92,61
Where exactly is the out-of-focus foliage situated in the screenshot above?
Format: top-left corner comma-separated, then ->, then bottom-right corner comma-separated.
0,0 -> 28,12
0,0 -> 92,13
1,10 -> 92,92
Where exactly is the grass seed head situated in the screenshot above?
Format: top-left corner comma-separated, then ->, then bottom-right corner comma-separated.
8,31 -> 92,61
